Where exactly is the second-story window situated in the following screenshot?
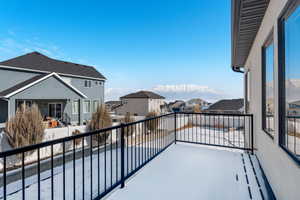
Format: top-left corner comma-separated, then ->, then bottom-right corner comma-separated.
262,32 -> 275,138
84,80 -> 92,88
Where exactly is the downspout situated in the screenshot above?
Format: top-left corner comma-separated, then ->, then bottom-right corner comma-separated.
231,65 -> 247,114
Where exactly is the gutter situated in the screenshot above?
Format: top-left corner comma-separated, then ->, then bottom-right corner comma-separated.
232,65 -> 244,73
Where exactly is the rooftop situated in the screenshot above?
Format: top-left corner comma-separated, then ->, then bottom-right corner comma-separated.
0,51 -> 106,80
120,90 -> 165,99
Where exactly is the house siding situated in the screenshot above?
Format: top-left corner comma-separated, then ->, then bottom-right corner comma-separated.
115,98 -> 164,116
0,68 -> 105,125
245,0 -> 300,199
0,68 -> 38,92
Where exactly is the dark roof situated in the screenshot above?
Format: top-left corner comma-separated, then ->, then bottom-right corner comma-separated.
206,98 -> 244,111
120,91 -> 165,99
231,0 -> 269,69
0,74 -> 48,97
0,52 -> 106,80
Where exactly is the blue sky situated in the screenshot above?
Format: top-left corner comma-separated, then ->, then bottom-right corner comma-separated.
0,0 -> 243,102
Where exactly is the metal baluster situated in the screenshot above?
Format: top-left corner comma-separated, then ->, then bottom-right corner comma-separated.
90,136 -> 93,200
72,139 -> 76,200
21,152 -> 25,200
38,147 -> 41,200
63,141 -> 66,200
82,137 -> 85,200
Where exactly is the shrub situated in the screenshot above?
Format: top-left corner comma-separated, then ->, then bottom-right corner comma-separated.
72,129 -> 82,146
88,104 -> 112,144
193,104 -> 201,113
122,112 -> 134,136
145,111 -> 158,132
5,104 -> 44,154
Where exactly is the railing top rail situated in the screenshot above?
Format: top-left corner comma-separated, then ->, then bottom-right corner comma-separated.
178,111 -> 253,117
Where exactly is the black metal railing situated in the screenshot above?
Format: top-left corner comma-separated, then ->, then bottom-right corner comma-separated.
0,112 -> 252,200
175,112 -> 253,151
285,116 -> 300,157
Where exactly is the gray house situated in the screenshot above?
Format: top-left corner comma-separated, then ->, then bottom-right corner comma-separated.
0,52 -> 106,125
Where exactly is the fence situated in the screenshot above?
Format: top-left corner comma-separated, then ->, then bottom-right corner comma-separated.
0,112 -> 252,200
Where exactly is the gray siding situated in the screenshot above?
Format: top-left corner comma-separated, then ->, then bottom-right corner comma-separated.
0,68 -> 38,91
70,77 -> 104,103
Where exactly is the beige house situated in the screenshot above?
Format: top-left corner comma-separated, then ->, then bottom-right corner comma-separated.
114,91 -> 165,116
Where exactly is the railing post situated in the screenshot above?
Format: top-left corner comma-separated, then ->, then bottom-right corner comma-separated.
120,123 -> 125,188
174,112 -> 177,144
251,115 -> 254,155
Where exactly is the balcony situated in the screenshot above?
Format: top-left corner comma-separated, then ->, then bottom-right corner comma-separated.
0,112 -> 275,200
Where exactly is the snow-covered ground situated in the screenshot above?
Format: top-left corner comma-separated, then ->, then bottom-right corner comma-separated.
108,143 -> 269,200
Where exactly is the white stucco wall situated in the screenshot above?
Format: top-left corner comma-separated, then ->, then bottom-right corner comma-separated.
245,0 -> 300,199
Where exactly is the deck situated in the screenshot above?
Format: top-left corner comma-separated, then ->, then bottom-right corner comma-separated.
107,143 -> 270,200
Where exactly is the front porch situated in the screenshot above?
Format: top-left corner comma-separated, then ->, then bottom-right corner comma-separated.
15,99 -> 73,128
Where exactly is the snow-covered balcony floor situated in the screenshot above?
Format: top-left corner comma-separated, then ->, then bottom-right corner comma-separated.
107,143 -> 270,200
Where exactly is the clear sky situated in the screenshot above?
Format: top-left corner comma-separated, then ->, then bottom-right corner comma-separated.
0,0 -> 243,102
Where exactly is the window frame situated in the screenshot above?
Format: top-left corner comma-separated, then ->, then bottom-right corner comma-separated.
261,31 -> 275,139
84,80 -> 92,88
72,100 -> 79,115
93,100 -> 100,112
83,100 -> 91,113
278,0 -> 300,165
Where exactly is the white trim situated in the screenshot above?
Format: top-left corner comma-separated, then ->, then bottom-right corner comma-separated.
72,100 -> 79,115
83,100 -> 91,114
0,65 -> 106,81
3,72 -> 88,99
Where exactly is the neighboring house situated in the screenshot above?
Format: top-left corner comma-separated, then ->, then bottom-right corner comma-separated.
115,91 -> 165,116
105,101 -> 122,112
287,100 -> 300,116
204,98 -> 244,114
232,0 -> 300,198
0,52 -> 106,125
168,100 -> 185,112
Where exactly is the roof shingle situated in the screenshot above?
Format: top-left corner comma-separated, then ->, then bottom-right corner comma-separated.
0,52 -> 106,80
206,98 -> 244,111
120,91 -> 165,99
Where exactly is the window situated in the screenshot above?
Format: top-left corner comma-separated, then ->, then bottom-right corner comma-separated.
49,103 -> 62,119
83,100 -> 91,113
262,33 -> 275,138
279,2 -> 300,163
72,100 -> 79,115
84,80 -> 92,88
93,100 -> 99,112
16,100 -> 32,109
